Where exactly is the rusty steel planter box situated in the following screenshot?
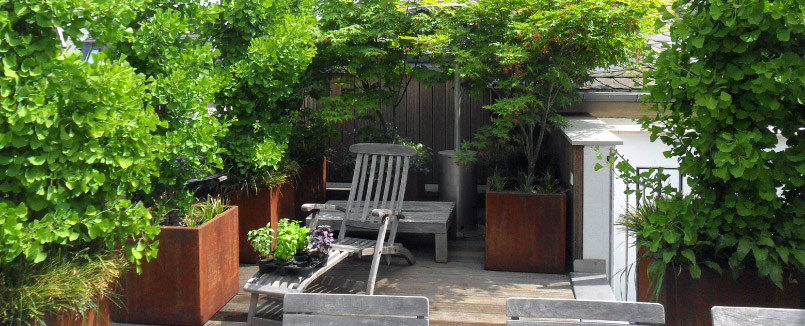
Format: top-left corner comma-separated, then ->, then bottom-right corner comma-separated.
231,183 -> 295,263
637,258 -> 803,326
112,207 -> 240,326
293,160 -> 327,220
485,191 -> 567,274
41,296 -> 110,326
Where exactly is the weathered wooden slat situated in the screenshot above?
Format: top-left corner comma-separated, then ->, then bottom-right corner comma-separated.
284,314 -> 428,326
396,157 -> 411,213
361,154 -> 379,223
389,156 -> 402,210
711,306 -> 805,326
506,298 -> 665,324
349,143 -> 417,156
284,293 -> 429,316
381,155 -> 393,210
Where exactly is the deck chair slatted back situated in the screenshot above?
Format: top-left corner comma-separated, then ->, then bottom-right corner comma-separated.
284,293 -> 429,326
342,143 -> 416,238
506,298 -> 665,325
712,306 -> 805,326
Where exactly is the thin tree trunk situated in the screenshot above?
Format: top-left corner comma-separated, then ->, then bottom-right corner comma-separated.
531,90 -> 554,187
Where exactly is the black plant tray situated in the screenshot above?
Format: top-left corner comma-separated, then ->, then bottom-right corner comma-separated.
257,254 -> 327,276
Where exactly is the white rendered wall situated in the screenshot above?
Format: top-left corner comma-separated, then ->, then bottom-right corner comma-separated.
582,145 -> 614,276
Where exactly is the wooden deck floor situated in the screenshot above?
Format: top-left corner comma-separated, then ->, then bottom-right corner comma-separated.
198,235 -> 573,326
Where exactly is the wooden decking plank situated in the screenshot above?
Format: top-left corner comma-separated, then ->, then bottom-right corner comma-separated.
207,238 -> 573,326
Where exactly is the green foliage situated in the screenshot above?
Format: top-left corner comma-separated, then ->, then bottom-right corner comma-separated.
101,1 -> 230,225
247,223 -> 275,259
310,0 -> 444,135
607,0 -> 805,292
0,249 -> 128,326
182,197 -> 230,228
488,168 -> 507,192
248,219 -> 311,261
210,0 -> 318,192
432,0 -> 658,188
288,106 -> 336,166
0,0 -> 161,271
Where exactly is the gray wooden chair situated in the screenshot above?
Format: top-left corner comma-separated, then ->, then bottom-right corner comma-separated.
283,293 -> 429,325
712,306 -> 805,326
244,143 -> 417,326
506,297 -> 665,325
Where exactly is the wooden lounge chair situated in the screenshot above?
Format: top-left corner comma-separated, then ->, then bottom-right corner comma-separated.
283,293 -> 429,325
712,306 -> 805,326
506,297 -> 665,325
244,143 -> 417,326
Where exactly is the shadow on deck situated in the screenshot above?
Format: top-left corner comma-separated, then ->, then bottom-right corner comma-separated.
213,235 -> 572,326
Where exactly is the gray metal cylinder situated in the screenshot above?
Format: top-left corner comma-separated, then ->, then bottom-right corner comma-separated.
438,150 -> 477,236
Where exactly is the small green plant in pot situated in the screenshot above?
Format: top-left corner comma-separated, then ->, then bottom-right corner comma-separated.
248,219 -> 313,275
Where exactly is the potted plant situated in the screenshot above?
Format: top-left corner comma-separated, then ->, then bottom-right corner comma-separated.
113,197 -> 240,326
248,219 -> 326,275
309,225 -> 335,259
430,0 -> 656,273
603,0 -> 805,323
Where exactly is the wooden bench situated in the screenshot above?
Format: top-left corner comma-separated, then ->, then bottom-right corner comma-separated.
306,200 -> 455,263
283,293 -> 429,325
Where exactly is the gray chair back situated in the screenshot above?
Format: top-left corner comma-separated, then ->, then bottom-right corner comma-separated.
340,143 -> 416,239
283,293 -> 429,325
506,297 -> 665,325
712,306 -> 805,326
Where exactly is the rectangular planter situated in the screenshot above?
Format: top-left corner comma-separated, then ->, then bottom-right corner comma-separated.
293,160 -> 327,220
638,257 -> 803,326
41,296 -> 110,326
231,183 -> 295,263
485,191 -> 567,273
112,207 -> 240,326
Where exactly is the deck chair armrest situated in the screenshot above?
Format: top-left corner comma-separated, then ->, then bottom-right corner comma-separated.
372,209 -> 405,220
301,203 -> 346,213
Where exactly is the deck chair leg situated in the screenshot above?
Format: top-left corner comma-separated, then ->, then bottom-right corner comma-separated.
397,245 -> 416,265
367,216 -> 390,295
246,293 -> 258,326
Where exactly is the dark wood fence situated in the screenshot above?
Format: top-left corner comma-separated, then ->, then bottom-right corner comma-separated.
305,79 -> 493,184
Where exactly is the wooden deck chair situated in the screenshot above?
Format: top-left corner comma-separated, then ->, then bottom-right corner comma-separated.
712,306 -> 805,326
244,143 -> 417,326
506,297 -> 665,325
283,293 -> 429,325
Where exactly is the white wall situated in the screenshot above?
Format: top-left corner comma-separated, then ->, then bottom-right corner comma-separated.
582,145 -> 614,275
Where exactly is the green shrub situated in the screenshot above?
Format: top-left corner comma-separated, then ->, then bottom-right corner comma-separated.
104,2 -> 229,226
0,249 -> 128,326
0,0 -> 159,271
607,0 -> 805,293
210,0 -> 318,192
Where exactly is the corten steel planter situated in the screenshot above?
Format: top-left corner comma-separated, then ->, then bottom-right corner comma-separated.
293,160 -> 327,220
41,295 -> 111,326
485,191 -> 567,273
638,253 -> 804,326
231,183 -> 295,263
112,207 -> 240,326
